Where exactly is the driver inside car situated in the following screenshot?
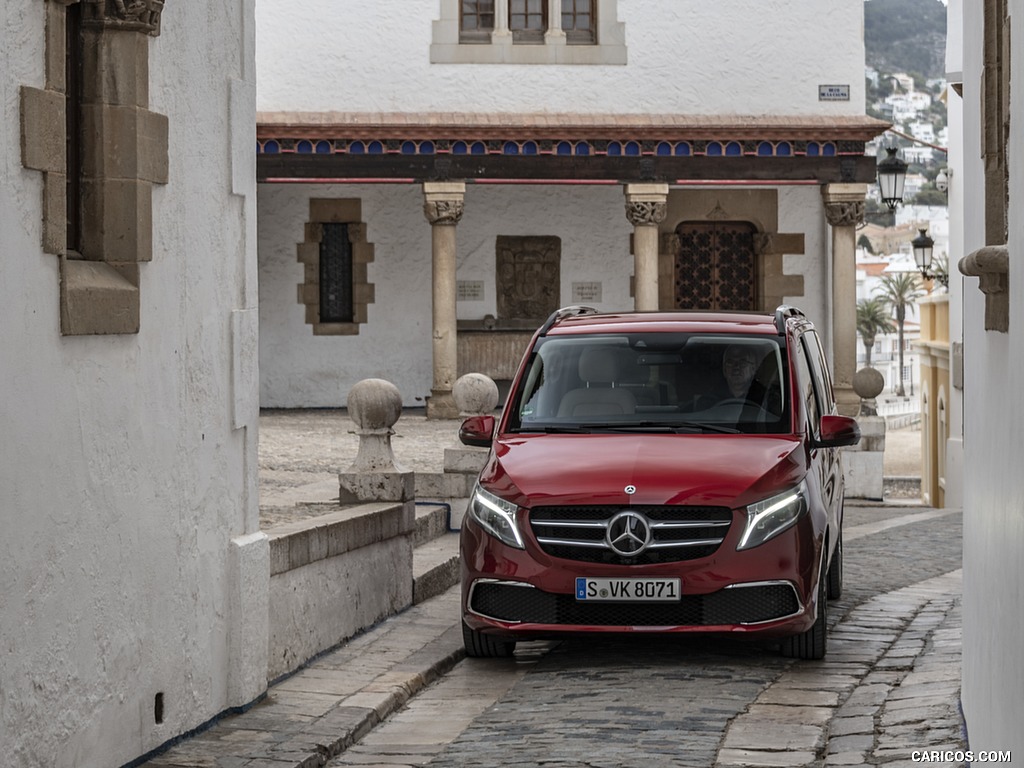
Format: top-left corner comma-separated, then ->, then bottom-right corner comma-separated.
721,343 -> 760,400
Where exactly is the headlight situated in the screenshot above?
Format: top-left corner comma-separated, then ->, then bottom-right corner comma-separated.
736,480 -> 809,551
468,483 -> 525,549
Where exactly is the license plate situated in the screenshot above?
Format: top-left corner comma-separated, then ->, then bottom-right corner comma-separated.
575,577 -> 681,602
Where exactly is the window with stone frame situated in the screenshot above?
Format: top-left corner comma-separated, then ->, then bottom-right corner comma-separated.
297,199 -> 375,335
460,0 -> 495,43
561,0 -> 595,44
434,0 -> 624,64
510,0 -> 547,43
20,0 -> 168,336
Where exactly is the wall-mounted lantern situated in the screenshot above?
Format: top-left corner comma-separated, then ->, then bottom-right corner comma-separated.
912,228 -> 948,288
877,146 -> 908,210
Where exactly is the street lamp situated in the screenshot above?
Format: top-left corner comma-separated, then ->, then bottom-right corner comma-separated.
877,146 -> 908,211
912,227 -> 948,288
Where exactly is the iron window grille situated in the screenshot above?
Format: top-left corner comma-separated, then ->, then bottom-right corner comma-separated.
319,223 -> 354,324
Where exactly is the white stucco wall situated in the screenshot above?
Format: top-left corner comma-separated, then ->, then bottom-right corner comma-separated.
958,0 -> 1024,757
258,182 -> 827,408
260,183 -> 630,407
0,2 -> 265,766
943,0 -> 965,509
256,0 -> 866,117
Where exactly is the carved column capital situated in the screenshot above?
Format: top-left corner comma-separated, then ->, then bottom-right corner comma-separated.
624,183 -> 669,226
821,183 -> 867,228
423,181 -> 466,226
81,0 -> 165,36
626,201 -> 667,226
423,199 -> 465,226
824,200 -> 865,228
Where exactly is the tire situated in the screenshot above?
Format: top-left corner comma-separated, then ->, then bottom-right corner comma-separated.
462,621 -> 516,658
781,562 -> 828,660
827,529 -> 843,600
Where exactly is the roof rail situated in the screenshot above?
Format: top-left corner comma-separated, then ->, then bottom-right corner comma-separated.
773,305 -> 806,335
538,305 -> 600,336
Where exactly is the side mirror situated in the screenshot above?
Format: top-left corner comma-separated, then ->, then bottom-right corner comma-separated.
813,415 -> 861,449
459,415 -> 495,448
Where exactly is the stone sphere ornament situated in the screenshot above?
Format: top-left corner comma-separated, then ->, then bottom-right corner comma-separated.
346,378 -> 405,472
453,373 -> 499,416
853,367 -> 885,417
853,367 -> 885,400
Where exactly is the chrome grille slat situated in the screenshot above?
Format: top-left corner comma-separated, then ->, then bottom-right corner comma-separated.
529,504 -> 732,565
535,537 -> 610,548
648,538 -> 725,549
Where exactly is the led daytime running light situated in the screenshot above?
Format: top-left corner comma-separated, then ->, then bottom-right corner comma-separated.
470,484 -> 525,549
737,481 -> 808,550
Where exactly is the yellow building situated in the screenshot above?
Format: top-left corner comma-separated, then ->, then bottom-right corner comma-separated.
915,292 -> 950,507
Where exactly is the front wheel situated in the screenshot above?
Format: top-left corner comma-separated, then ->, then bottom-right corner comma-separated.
781,563 -> 828,660
462,621 -> 516,658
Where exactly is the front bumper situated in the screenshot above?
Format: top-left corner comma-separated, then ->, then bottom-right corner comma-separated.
460,507 -> 822,639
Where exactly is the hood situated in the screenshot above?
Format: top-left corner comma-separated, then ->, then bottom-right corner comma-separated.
481,433 -> 806,509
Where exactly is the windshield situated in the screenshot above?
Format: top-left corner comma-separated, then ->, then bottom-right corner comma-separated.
507,332 -> 790,435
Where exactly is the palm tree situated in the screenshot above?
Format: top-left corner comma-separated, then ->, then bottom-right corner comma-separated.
878,272 -> 924,396
857,297 -> 896,367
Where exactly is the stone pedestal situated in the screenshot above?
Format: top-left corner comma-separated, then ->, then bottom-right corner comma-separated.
417,372 -> 498,528
339,378 -> 414,502
843,416 -> 886,500
844,367 -> 887,500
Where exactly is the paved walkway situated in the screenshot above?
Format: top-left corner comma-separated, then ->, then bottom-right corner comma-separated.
139,410 -> 964,768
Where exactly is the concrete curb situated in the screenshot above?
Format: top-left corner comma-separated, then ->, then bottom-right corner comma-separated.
140,589 -> 465,768
296,627 -> 466,767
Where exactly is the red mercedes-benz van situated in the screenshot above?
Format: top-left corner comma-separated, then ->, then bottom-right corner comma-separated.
458,306 -> 860,660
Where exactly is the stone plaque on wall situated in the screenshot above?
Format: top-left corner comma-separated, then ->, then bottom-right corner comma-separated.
572,281 -> 602,303
457,280 -> 485,301
495,236 -> 561,321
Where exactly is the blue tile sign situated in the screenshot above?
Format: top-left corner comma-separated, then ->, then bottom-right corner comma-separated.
819,84 -> 850,101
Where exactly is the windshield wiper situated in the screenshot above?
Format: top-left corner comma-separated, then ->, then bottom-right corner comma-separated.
577,421 -> 741,435
512,425 -> 594,434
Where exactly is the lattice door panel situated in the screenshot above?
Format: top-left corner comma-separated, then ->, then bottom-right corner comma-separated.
674,222 -> 757,311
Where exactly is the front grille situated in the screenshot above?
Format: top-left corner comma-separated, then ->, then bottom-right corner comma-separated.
529,505 -> 732,564
470,582 -> 800,627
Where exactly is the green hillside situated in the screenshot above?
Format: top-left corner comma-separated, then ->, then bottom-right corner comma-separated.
865,0 -> 947,84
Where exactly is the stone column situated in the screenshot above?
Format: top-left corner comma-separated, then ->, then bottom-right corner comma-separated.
492,0 -> 512,46
544,0 -> 567,44
625,183 -> 669,311
822,184 -> 867,417
423,182 -> 466,419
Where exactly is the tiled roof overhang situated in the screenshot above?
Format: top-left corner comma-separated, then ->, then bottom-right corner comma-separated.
257,112 -> 891,184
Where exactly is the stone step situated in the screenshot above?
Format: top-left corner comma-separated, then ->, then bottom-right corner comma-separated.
414,502 -> 453,546
413,532 -> 460,605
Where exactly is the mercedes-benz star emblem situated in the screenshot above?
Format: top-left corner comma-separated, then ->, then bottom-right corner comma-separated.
606,510 -> 652,557
624,484 -> 636,495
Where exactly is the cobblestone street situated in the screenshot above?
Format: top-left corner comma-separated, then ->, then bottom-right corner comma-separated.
326,504 -> 963,768
275,409 -> 962,768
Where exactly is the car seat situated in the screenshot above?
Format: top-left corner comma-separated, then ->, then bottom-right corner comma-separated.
556,347 -> 637,417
